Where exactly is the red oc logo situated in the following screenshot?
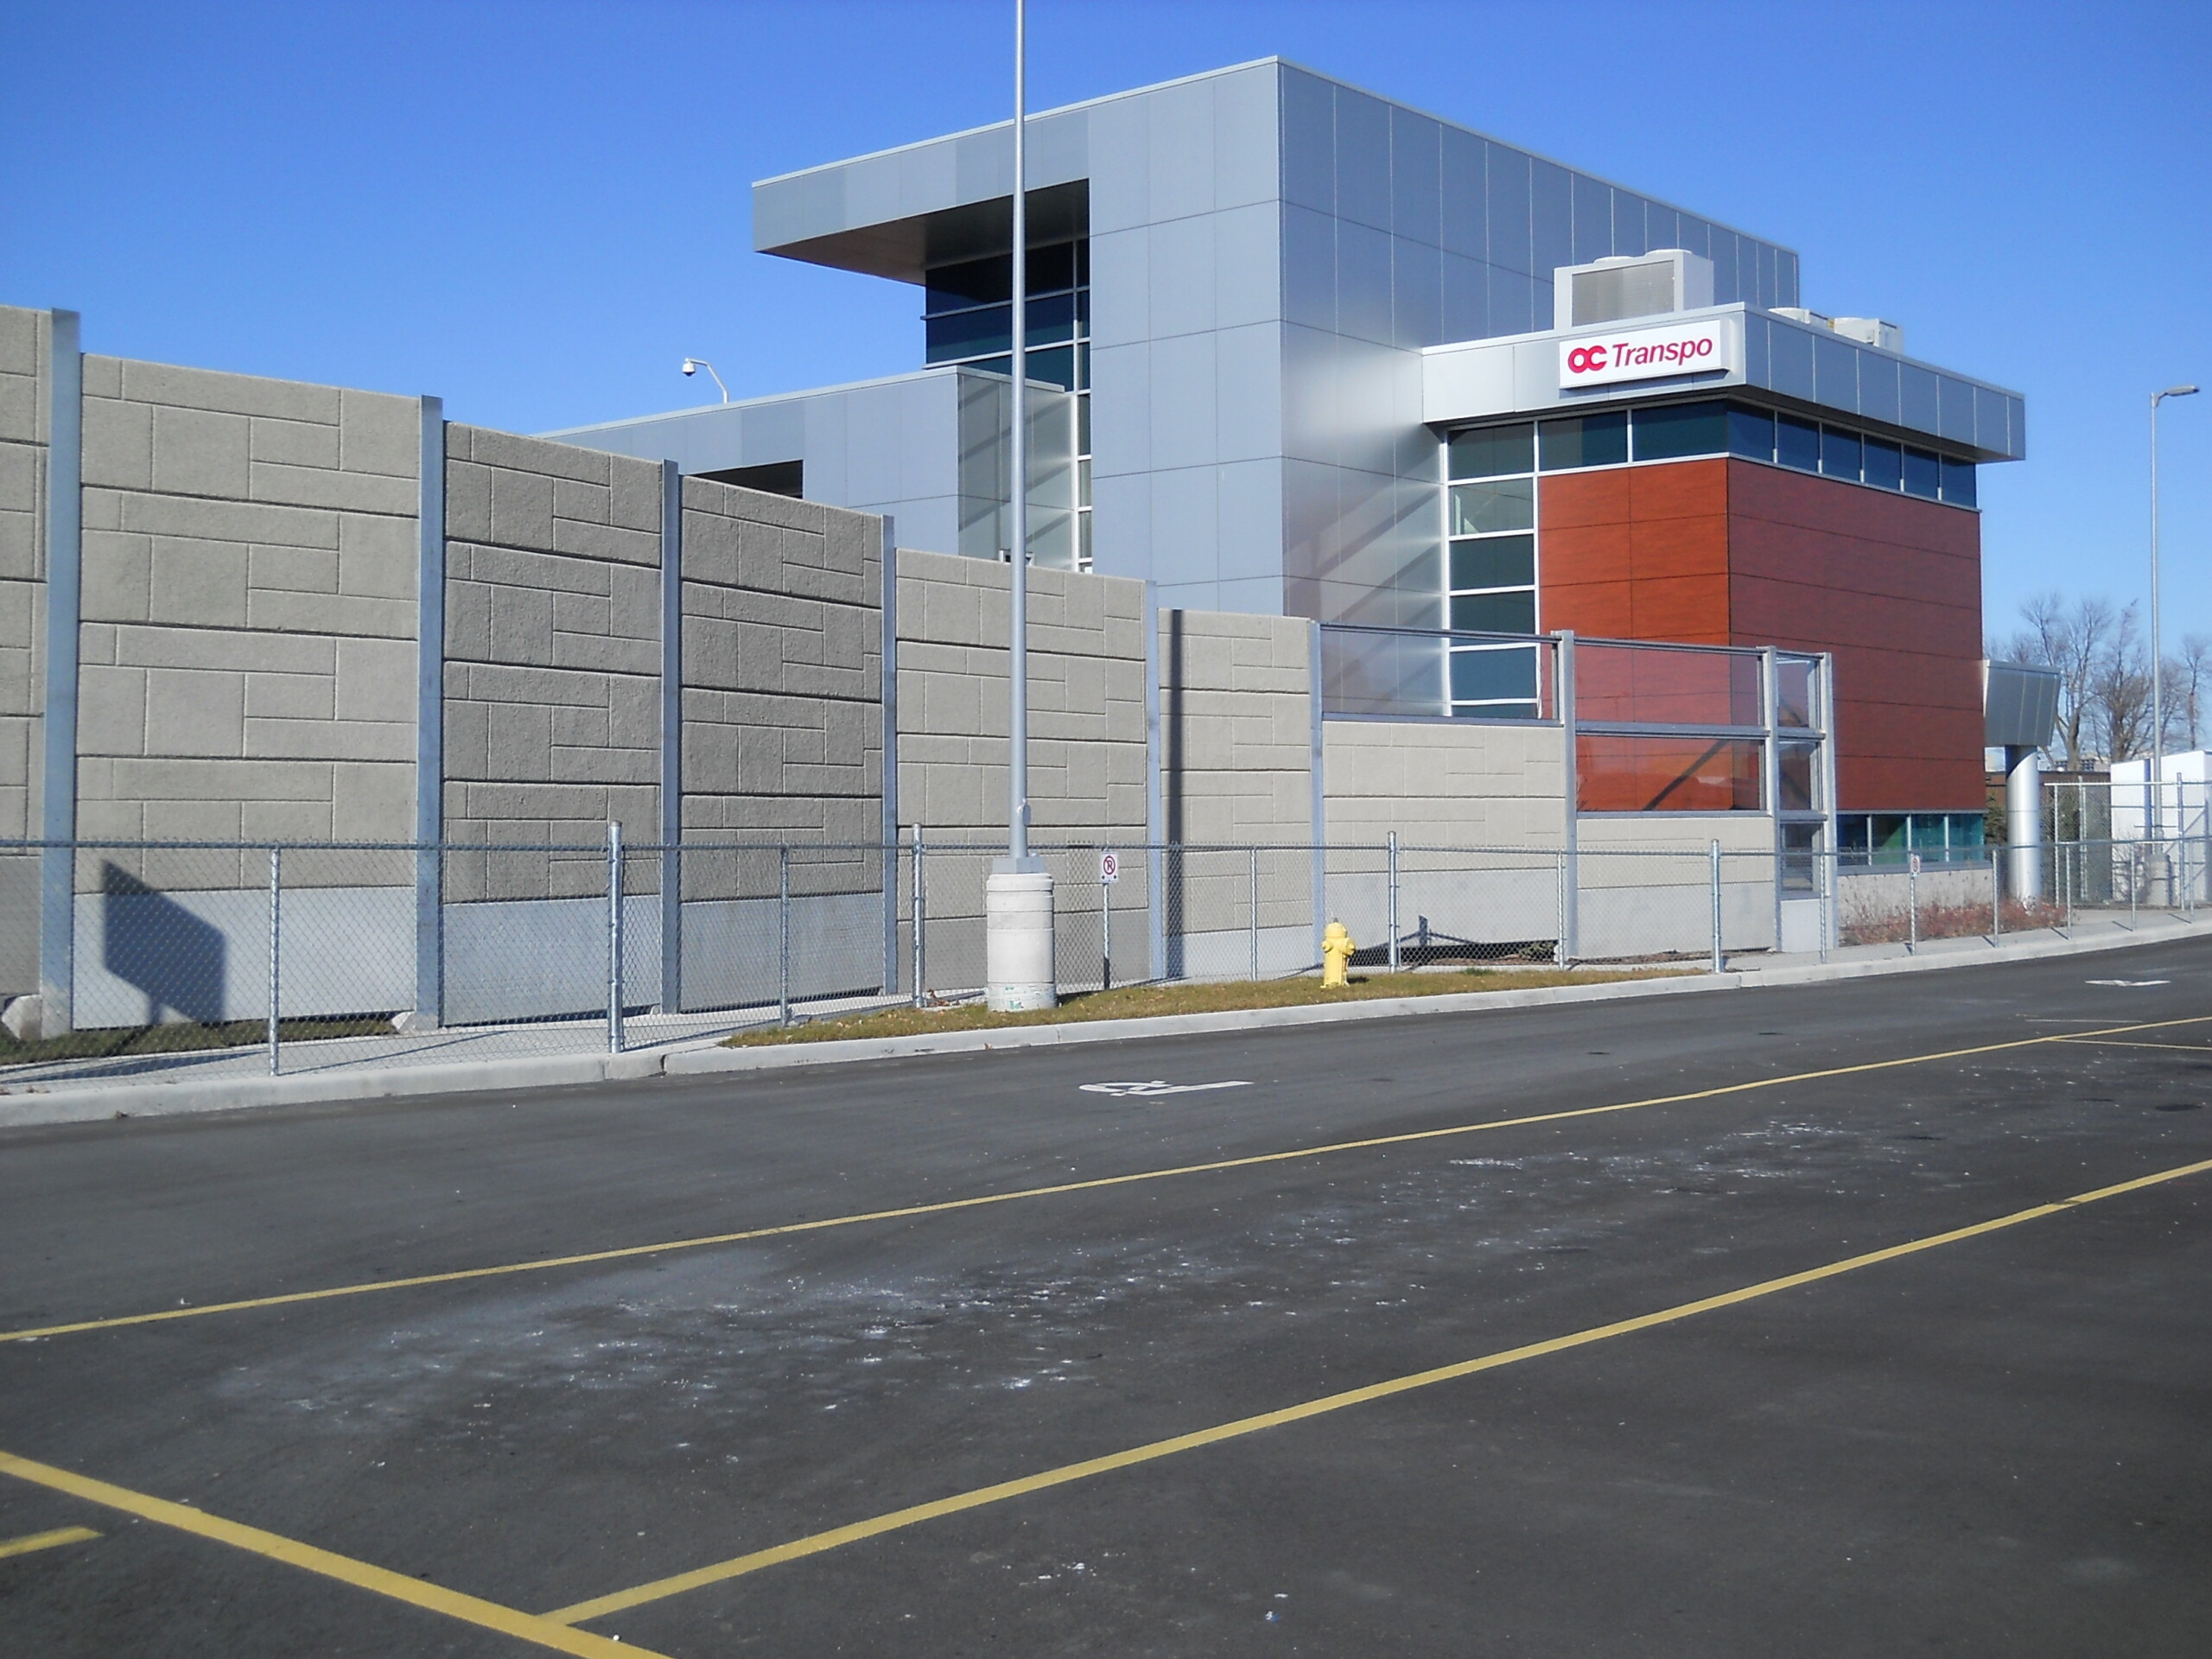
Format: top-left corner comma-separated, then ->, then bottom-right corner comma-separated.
1566,345 -> 1608,374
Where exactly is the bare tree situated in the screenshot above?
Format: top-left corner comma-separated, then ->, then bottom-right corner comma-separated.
2091,604 -> 2152,761
1998,593 -> 2120,767
2171,633 -> 2210,752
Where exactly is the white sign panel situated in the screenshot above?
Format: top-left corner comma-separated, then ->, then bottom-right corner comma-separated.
1557,317 -> 1737,391
1098,850 -> 1120,885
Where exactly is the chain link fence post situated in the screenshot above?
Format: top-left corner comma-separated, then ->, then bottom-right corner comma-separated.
910,826 -> 925,1007
1907,853 -> 1919,953
1249,846 -> 1260,980
1991,849 -> 2002,944
778,843 -> 791,1027
1386,831 -> 1400,974
1709,839 -> 1723,974
267,845 -> 282,1076
606,821 -> 624,1054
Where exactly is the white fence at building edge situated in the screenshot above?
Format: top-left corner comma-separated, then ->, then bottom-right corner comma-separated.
0,836 -> 2198,1088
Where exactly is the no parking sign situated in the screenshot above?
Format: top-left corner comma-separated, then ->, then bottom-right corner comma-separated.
1098,850 -> 1119,885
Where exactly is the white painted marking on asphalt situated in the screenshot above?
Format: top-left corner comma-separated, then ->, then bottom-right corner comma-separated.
1080,1080 -> 1254,1098
2086,979 -> 2172,988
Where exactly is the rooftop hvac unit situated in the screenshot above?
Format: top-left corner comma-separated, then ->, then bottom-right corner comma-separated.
1772,308 -> 1905,354
1554,249 -> 1714,331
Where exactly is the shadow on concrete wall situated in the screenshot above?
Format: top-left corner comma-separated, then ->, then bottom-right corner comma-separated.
99,863 -> 226,1025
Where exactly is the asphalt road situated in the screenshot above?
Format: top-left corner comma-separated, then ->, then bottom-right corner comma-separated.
0,940 -> 2207,1656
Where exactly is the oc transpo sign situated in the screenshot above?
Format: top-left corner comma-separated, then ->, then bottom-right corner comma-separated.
1558,317 -> 1737,391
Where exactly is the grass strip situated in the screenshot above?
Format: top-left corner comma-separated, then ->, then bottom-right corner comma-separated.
722,966 -> 1687,1047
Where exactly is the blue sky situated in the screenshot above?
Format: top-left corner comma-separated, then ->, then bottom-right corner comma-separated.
5,1 -> 2206,646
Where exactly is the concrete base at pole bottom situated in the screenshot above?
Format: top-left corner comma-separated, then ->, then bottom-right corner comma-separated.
985,863 -> 1057,1012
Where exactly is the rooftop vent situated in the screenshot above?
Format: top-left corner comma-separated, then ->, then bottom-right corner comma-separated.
1773,308 -> 1904,354
1554,249 -> 1713,331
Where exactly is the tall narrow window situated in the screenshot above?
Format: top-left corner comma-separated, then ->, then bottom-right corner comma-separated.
1444,422 -> 1541,717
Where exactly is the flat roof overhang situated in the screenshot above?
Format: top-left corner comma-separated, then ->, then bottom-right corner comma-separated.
1423,304 -> 2025,463
761,181 -> 1090,286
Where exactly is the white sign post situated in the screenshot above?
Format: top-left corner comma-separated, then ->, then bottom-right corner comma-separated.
1098,850 -> 1118,990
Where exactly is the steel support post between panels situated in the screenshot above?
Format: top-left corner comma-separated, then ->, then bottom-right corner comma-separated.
658,460 -> 683,1014
412,397 -> 447,1031
36,310 -> 82,1038
1762,648 -> 1783,951
1817,653 -> 1842,953
1143,582 -> 1165,984
879,515 -> 900,995
1308,620 -> 1327,965
1556,632 -> 1579,964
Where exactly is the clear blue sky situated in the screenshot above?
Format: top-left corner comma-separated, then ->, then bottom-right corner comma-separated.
6,1 -> 2206,648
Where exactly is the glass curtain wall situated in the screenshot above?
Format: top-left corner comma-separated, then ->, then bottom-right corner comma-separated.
1444,424 -> 1542,717
925,241 -> 1094,568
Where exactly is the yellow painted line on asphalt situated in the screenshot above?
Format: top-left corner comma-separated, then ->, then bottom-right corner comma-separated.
0,1524 -> 99,1559
545,1154 -> 2212,1627
5,1014 -> 2208,1350
0,1449 -> 667,1657
2056,1037 -> 2212,1054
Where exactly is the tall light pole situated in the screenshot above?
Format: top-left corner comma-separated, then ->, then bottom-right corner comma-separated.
2150,384 -> 2198,840
983,0 -> 1055,1011
1007,0 -> 1030,867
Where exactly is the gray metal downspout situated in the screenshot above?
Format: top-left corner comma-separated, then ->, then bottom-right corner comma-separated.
36,309 -> 81,1035
1143,581 -> 1164,984
1308,620 -> 1326,964
658,461 -> 683,1013
879,519 -> 899,995
412,398 -> 446,1028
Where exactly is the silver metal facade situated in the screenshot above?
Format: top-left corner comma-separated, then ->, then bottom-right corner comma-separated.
564,59 -> 1813,622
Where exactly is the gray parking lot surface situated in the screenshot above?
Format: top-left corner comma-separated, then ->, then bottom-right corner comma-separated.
0,938 -> 2207,1656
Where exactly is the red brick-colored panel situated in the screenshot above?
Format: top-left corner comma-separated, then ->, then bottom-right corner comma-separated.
1630,513 -> 1730,580
1631,575 -> 1732,644
1538,582 -> 1633,639
1628,458 -> 1730,520
1536,524 -> 1634,588
1730,461 -> 1980,558
1539,469 -> 1632,529
1577,734 -> 1763,813
1723,461 -> 1983,816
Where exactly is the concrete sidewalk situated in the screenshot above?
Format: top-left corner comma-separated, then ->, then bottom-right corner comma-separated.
0,912 -> 2198,1130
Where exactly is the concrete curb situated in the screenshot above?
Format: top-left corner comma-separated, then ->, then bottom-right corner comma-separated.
0,917 -> 2196,1130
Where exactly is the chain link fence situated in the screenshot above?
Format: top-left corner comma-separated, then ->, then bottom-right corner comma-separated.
1,830 -> 2202,1091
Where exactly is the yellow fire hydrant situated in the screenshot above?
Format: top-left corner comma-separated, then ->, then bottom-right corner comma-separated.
1320,920 -> 1356,988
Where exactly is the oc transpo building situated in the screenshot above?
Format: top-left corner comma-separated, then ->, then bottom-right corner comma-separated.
557,57 -> 2024,859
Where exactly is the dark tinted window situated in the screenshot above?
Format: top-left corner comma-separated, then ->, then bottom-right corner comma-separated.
1777,414 -> 1821,473
1862,438 -> 1904,492
1903,448 -> 1941,499
1538,410 -> 1628,469
1026,242 -> 1077,293
1940,457 -> 1977,507
1451,646 -> 1539,702
925,255 -> 1010,312
1450,534 -> 1535,590
925,304 -> 1010,362
1023,345 -> 1079,391
1727,404 -> 1775,462
1450,590 -> 1536,633
1448,423 -> 1535,479
1820,427 -> 1863,482
1633,400 -> 1728,461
